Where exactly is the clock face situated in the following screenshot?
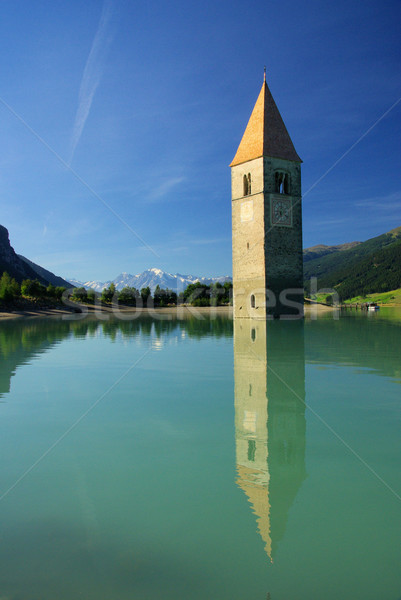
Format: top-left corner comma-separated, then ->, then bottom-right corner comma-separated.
271,197 -> 292,227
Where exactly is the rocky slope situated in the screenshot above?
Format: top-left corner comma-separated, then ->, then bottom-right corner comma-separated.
0,225 -> 47,284
18,255 -> 73,289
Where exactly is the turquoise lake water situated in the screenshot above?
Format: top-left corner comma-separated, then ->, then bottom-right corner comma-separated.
0,309 -> 400,599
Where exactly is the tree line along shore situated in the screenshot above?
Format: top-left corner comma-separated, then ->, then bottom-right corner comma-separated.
2,271 -> 400,315
0,272 -> 233,309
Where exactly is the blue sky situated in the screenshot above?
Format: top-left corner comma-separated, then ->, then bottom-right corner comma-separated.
0,0 -> 400,281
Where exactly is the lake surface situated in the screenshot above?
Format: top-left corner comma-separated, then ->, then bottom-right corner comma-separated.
0,309 -> 400,600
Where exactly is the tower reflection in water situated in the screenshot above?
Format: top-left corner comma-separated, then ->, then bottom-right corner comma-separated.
234,319 -> 306,561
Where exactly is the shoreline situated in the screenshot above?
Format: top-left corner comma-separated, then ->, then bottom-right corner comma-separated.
0,306 -> 76,320
0,302 -> 339,321
0,303 -> 234,320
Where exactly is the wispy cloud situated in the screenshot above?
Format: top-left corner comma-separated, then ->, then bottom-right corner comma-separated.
147,177 -> 186,202
309,217 -> 351,228
355,191 -> 401,210
69,1 -> 114,164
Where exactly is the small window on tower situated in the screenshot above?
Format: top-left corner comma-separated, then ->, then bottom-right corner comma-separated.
247,173 -> 251,195
284,173 -> 289,194
275,171 -> 290,194
250,294 -> 255,309
243,174 -> 248,196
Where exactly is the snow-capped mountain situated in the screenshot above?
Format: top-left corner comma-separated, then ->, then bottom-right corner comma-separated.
68,268 -> 231,294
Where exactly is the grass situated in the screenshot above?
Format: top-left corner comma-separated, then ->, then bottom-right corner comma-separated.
307,287 -> 401,306
342,287 -> 401,305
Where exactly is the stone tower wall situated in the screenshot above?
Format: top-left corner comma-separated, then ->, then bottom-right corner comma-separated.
231,157 -> 303,319
231,158 -> 267,319
264,157 -> 303,317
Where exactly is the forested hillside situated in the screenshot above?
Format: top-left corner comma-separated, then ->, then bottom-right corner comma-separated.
304,226 -> 401,300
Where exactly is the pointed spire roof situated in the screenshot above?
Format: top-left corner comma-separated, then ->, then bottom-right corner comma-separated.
230,78 -> 301,166
237,464 -> 273,561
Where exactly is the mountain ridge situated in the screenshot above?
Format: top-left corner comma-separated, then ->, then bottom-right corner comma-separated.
18,255 -> 73,289
303,241 -> 361,263
69,268 -> 232,294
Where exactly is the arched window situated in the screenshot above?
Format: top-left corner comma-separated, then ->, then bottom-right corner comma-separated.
251,328 -> 256,342
250,294 -> 255,308
243,174 -> 248,196
243,173 -> 251,196
275,171 -> 290,194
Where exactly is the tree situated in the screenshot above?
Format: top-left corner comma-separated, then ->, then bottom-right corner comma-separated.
153,285 -> 166,307
21,279 -> 46,297
153,285 -> 177,307
223,281 -> 233,305
101,283 -> 117,304
140,286 -> 151,306
46,283 -> 56,297
71,287 -> 88,302
210,282 -> 226,306
86,289 -> 96,303
167,289 -> 177,305
118,286 -> 139,306
55,286 -> 66,300
0,272 -> 20,302
183,282 -> 210,305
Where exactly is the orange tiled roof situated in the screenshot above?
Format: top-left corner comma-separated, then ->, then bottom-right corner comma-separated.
230,81 -> 301,166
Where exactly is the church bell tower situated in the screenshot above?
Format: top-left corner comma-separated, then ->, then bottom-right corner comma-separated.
230,73 -> 303,319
